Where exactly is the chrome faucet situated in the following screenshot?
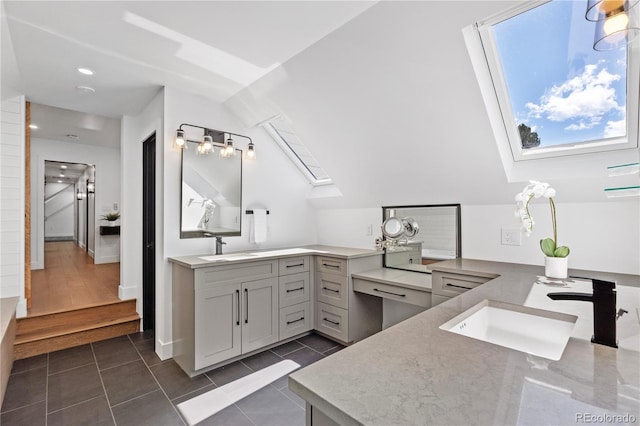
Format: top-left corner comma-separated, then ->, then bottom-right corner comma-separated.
215,236 -> 226,255
547,277 -> 618,348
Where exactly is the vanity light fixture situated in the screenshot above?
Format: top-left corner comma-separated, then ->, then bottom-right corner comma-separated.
174,123 -> 255,159
586,0 -> 640,50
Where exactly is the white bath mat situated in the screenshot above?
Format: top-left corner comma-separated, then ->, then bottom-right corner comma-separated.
176,359 -> 301,425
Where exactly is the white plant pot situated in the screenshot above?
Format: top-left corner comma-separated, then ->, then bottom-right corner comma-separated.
545,256 -> 568,279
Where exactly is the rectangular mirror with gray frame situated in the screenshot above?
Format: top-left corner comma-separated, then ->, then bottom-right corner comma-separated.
382,204 -> 461,273
180,134 -> 242,239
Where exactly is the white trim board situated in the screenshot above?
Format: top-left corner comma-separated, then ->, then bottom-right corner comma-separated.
176,359 -> 300,425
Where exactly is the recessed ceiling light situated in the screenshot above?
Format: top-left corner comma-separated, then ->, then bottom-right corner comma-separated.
29,124 -> 38,129
76,85 -> 95,94
77,67 -> 94,75
59,173 -> 65,177
57,180 -> 63,183
66,134 -> 79,139
60,165 -> 67,169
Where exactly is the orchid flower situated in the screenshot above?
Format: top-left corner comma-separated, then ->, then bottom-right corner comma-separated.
515,180 -> 569,258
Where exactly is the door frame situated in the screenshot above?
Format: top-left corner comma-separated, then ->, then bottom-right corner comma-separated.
142,132 -> 156,331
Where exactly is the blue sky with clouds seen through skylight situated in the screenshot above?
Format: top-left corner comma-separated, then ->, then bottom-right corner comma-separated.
492,0 -> 627,147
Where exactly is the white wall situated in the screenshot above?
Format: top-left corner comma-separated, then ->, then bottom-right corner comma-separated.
44,182 -> 74,239
0,96 -> 26,316
30,138 -> 120,268
316,199 -> 640,276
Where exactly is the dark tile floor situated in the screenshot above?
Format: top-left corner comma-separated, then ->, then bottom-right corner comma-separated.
0,332 -> 344,426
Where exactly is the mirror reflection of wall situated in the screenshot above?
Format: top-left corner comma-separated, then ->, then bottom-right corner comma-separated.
180,139 -> 242,238
382,204 -> 461,273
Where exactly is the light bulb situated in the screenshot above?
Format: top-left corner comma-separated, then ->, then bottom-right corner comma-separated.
604,11 -> 629,35
203,135 -> 213,151
175,130 -> 186,148
246,143 -> 256,159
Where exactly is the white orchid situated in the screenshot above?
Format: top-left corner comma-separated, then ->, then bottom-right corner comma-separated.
515,180 -> 569,258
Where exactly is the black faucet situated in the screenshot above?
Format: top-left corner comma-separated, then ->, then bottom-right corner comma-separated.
547,278 -> 618,348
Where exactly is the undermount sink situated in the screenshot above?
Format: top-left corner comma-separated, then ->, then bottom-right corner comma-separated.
199,253 -> 260,262
439,299 -> 578,361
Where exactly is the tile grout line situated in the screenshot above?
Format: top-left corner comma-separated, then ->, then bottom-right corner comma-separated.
90,341 -> 117,425
128,334 -> 189,426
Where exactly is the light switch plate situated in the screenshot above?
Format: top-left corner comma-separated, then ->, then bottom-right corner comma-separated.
501,228 -> 522,246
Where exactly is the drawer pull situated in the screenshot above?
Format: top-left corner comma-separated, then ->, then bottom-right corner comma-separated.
286,263 -> 305,268
286,317 -> 305,325
322,263 -> 340,269
445,283 -> 473,291
373,288 -> 406,297
322,287 -> 340,293
323,317 -> 340,326
286,287 -> 305,293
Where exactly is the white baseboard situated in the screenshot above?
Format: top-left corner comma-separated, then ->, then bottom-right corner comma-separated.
95,255 -> 120,264
118,284 -> 137,300
88,249 -> 94,259
16,299 -> 27,318
157,337 -> 173,360
31,261 -> 43,270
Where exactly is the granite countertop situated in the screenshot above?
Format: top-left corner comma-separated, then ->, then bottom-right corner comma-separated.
289,259 -> 640,425
168,245 -> 382,269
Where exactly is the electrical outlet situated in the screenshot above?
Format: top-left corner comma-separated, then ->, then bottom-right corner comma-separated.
501,228 -> 522,246
113,202 -> 118,211
366,224 -> 373,236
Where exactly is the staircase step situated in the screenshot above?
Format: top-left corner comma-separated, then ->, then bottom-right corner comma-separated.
16,299 -> 137,336
14,300 -> 140,360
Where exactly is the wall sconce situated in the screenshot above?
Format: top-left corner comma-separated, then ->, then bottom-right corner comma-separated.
174,124 -> 255,159
76,188 -> 85,200
586,0 -> 639,50
87,181 -> 95,194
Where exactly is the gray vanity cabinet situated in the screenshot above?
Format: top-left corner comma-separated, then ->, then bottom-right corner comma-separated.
314,255 -> 382,344
278,256 -> 312,340
172,260 -> 279,376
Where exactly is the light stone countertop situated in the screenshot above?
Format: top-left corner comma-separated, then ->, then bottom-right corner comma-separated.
289,259 -> 640,425
168,245 -> 382,269
352,268 -> 432,292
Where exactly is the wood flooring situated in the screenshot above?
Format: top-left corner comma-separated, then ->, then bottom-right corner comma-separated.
29,241 -> 120,316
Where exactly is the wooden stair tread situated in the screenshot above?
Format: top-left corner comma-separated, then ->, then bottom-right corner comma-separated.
23,299 -> 136,319
15,314 -> 140,344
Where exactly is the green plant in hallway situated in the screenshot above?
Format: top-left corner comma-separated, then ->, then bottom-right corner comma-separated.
515,180 -> 570,258
101,212 -> 120,222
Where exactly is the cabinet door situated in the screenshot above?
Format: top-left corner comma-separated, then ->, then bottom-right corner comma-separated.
195,283 -> 241,370
242,277 -> 279,354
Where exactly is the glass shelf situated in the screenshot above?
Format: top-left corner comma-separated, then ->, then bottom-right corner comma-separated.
604,186 -> 640,198
607,163 -> 640,177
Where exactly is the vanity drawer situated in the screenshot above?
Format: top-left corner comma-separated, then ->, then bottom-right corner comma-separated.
279,272 -> 310,308
432,272 -> 490,298
316,256 -> 347,276
279,256 -> 310,276
317,272 -> 348,309
316,302 -> 349,343
353,278 -> 431,308
196,260 -> 278,289
279,302 -> 311,340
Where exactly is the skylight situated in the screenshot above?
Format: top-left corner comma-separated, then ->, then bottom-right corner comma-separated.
264,117 -> 332,185
471,0 -> 639,162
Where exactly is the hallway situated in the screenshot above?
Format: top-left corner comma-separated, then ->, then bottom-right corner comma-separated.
29,242 -> 120,316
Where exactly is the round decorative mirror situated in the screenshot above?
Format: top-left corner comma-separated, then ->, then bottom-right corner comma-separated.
381,217 -> 405,239
403,217 -> 419,238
